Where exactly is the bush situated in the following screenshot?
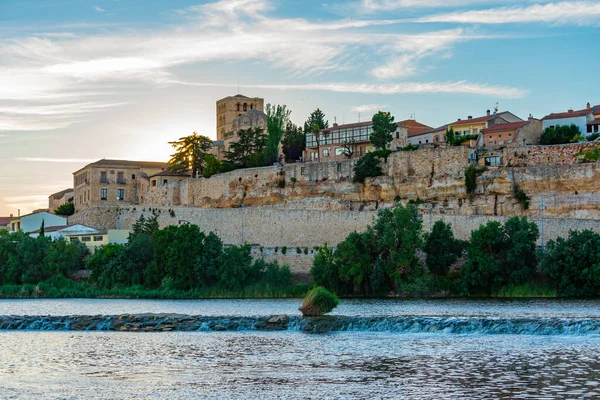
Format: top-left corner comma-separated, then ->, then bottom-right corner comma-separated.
465,165 -> 486,195
513,186 -> 530,210
424,221 -> 464,276
353,153 -> 383,183
55,198 -> 75,216
299,286 -> 339,316
400,144 -> 419,151
539,124 -> 581,145
544,230 -> 600,297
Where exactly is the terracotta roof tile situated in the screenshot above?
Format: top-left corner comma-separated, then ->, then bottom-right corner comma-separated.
0,217 -> 12,226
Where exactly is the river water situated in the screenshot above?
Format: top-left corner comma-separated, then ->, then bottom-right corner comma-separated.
2,299 -> 600,399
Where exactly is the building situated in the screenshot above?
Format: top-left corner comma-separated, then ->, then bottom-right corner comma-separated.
225,108 -> 268,153
407,125 -> 449,146
72,159 -> 168,212
8,210 -> 67,233
48,188 -> 73,213
542,102 -> 600,136
216,94 -> 264,142
449,110 -> 522,138
65,229 -> 130,253
29,224 -> 98,239
0,216 -> 12,231
304,119 -> 432,162
481,118 -> 543,149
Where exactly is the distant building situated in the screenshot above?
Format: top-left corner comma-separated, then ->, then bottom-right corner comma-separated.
0,216 -> 12,231
72,159 -> 168,212
542,102 -> 600,136
216,94 -> 265,142
8,210 -> 67,233
407,125 -> 449,146
29,224 -> 98,240
48,188 -> 73,213
304,119 -> 432,162
65,229 -> 130,253
481,118 -> 542,149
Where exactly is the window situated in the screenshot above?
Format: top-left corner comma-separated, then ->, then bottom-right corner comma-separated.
418,141 -> 422,144
498,140 -> 504,147
336,163 -> 342,172
396,132 -> 400,139
132,174 -> 136,180
163,179 -> 168,185
250,104 -> 254,110
243,103 -> 247,111
237,103 -> 240,111
100,171 -> 108,183
152,180 -> 157,187
81,236 -> 91,242
301,167 -> 307,175
485,156 -> 501,167
335,148 -> 345,156
17,222 -> 20,230
93,236 -> 103,242
508,139 -> 513,144
11,223 -> 15,231
69,237 -> 79,243
100,188 -> 107,200
426,139 -> 429,143
323,149 -> 330,157
595,125 -> 599,133
117,172 -> 125,184
117,189 -> 124,201
588,125 -> 593,133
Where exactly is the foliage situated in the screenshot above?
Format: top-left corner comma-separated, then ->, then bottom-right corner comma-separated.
513,186 -> 530,210
445,128 -> 455,145
281,122 -> 305,162
263,104 -> 291,165
353,153 -> 383,183
336,230 -> 379,295
400,144 -> 419,151
303,108 -> 328,134
202,154 -> 223,178
129,212 -> 159,241
539,124 -> 581,145
577,145 -> 600,163
544,230 -> 600,297
587,133 -> 600,142
299,286 -> 339,316
55,198 -> 75,216
226,127 -> 267,168
370,111 -> 396,149
424,221 -> 464,276
465,165 -> 486,195
311,244 -> 349,294
460,217 -> 539,294
370,149 -> 393,162
168,132 -> 213,178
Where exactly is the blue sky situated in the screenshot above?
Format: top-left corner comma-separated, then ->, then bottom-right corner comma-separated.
0,0 -> 599,215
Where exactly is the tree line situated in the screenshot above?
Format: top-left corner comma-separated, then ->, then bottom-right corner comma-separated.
311,203 -> 600,298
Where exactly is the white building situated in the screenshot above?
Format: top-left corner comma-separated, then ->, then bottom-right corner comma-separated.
9,211 -> 67,233
542,103 -> 600,136
29,224 -> 98,239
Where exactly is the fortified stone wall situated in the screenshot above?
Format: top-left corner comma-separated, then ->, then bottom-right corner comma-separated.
504,142 -> 598,167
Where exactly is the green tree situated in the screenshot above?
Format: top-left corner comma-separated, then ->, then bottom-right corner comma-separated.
424,220 -> 464,276
55,198 -> 75,216
370,111 -> 396,150
39,220 -> 45,238
303,108 -> 328,134
445,128 -> 455,145
311,244 -> 348,294
336,230 -> 379,295
129,212 -> 159,242
263,104 -> 291,165
281,122 -> 305,162
202,154 -> 223,178
502,216 -> 539,285
460,221 -> 504,294
353,153 -> 383,183
544,230 -> 600,297
226,127 -> 267,167
539,124 -> 581,145
168,132 -> 213,178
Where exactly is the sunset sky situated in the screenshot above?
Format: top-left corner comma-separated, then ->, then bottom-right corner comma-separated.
0,0 -> 598,215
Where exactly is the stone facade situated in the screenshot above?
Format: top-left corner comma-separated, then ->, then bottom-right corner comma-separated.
216,94 -> 264,142
48,188 -> 73,213
73,160 -> 168,212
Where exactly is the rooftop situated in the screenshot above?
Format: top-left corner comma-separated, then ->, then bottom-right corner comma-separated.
75,159 -> 168,174
49,188 -> 73,199
30,225 -> 68,234
0,217 -> 12,226
149,170 -> 192,178
482,121 -> 529,132
542,104 -> 600,121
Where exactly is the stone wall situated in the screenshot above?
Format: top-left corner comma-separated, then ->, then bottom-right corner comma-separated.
70,204 -> 600,273
504,142 -> 598,167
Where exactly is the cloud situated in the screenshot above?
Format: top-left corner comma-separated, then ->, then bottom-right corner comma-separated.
417,1 -> 600,25
94,6 -> 106,13
351,104 -> 389,113
360,0 -> 520,10
13,157 -> 98,163
172,79 -> 527,98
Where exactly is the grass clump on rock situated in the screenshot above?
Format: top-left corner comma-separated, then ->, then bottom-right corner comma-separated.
299,286 -> 339,317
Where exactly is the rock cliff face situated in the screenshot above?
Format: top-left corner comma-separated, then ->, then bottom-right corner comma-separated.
139,144 -> 599,219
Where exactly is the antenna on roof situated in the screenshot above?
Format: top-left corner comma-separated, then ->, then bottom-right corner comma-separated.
494,102 -> 499,114
358,112 -> 361,122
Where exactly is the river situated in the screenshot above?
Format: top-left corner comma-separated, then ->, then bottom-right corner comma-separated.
1,299 -> 600,399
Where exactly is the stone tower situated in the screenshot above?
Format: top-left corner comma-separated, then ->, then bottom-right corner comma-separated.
216,94 -> 265,141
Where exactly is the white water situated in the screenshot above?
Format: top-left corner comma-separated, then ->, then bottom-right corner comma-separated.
2,299 -> 600,399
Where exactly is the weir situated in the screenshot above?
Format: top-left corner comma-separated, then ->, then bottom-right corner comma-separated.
2,314 -> 600,335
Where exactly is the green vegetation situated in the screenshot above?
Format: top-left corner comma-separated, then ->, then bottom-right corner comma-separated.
281,121 -> 305,162
226,127 -> 267,168
54,198 -> 75,216
353,153 -> 383,183
424,221 -> 465,276
370,111 -> 396,150
299,286 -> 339,316
446,128 -> 478,146
0,215 -> 299,299
513,186 -> 531,210
202,154 -> 223,178
539,124 -> 581,145
303,108 -> 328,135
263,103 -> 291,165
577,145 -> 600,163
464,165 -> 486,195
400,144 -> 419,151
168,132 -> 213,178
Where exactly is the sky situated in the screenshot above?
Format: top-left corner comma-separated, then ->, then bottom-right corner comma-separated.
0,0 -> 599,216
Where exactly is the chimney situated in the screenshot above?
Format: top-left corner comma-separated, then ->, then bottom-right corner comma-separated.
587,102 -> 591,110
9,214 -> 13,218
457,118 -> 461,121
568,108 -> 573,113
18,209 -> 20,217
468,116 -> 473,119
333,122 -> 338,127
487,110 -> 491,116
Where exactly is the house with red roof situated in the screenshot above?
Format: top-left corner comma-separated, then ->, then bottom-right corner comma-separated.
481,117 -> 543,150
542,102 -> 600,137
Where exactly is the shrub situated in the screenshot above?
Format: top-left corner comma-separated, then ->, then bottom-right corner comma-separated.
290,177 -> 297,183
353,153 -> 383,183
370,149 -> 393,161
299,286 -> 339,316
400,144 -> 419,151
539,124 -> 581,145
55,198 -> 75,216
424,221 -> 464,276
281,246 -> 287,255
464,165 -> 486,195
513,187 -> 530,210
578,145 -> 600,163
